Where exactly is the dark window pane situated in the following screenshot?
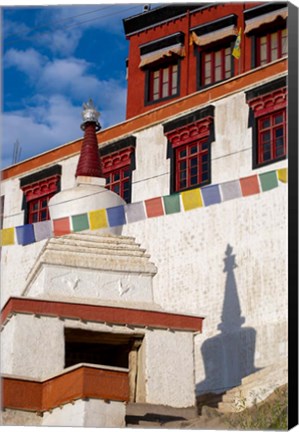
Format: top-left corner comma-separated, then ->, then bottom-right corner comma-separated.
191,167 -> 198,176
180,180 -> 186,189
191,158 -> 197,167
274,114 -> 283,124
191,176 -> 198,185
124,169 -> 130,178
190,145 -> 197,154
114,173 -> 120,181
32,213 -> 38,222
276,147 -> 284,157
263,143 -> 271,151
180,171 -> 186,180
180,149 -> 186,158
262,131 -> 270,142
202,172 -> 209,181
263,151 -> 271,161
202,154 -> 208,162
124,191 -> 130,202
124,181 -> 130,190
180,161 -> 186,170
33,202 -> 38,210
202,163 -> 208,172
41,199 -> 47,208
202,142 -> 208,150
113,185 -> 120,194
275,128 -> 283,138
41,210 -> 47,220
262,118 -> 270,129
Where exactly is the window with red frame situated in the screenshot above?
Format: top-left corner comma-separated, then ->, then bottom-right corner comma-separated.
256,28 -> 287,66
105,167 -> 132,203
148,63 -> 178,101
175,141 -> 209,191
27,194 -> 55,224
20,166 -> 61,225
202,45 -> 232,86
257,109 -> 286,164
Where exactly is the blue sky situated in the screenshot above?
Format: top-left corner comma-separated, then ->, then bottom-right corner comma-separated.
2,3 -> 162,169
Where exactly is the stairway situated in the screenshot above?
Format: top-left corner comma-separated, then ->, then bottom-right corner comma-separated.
217,357 -> 288,413
125,403 -> 197,428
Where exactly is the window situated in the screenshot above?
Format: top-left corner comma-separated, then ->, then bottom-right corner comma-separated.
244,3 -> 288,68
20,165 -> 61,224
27,195 -> 54,224
139,32 -> 185,105
257,110 -> 286,164
105,167 -> 132,204
190,14 -> 237,89
256,28 -> 287,66
164,106 -> 215,193
149,63 -> 178,102
175,140 -> 209,191
100,136 -> 136,204
246,77 -> 287,168
201,45 -> 232,86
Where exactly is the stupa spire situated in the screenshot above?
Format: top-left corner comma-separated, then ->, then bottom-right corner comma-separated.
75,99 -> 103,178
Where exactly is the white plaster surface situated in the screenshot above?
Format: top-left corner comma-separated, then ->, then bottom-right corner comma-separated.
144,329 -> 196,407
1,314 -> 65,380
41,398 -> 126,427
1,77 -> 288,403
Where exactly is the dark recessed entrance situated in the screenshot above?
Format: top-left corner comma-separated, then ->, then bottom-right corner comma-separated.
64,328 -> 143,369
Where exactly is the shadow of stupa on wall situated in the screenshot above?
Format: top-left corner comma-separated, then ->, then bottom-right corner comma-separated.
196,244 -> 259,397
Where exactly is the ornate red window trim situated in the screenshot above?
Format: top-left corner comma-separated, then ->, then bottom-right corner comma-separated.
101,146 -> 135,203
166,116 -> 213,192
247,86 -> 287,167
21,174 -> 60,223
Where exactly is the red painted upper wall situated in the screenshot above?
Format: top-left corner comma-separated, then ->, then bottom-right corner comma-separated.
123,2 -> 286,119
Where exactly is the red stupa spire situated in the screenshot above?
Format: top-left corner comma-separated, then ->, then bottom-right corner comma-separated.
75,99 -> 103,178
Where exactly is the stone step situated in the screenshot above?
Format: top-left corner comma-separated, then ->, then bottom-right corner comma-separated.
47,243 -> 150,258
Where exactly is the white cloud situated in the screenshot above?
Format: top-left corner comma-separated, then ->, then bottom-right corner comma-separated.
4,48 -> 46,78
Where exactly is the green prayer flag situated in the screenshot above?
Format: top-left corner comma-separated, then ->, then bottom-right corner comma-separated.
259,171 -> 278,192
72,213 -> 89,232
163,194 -> 181,214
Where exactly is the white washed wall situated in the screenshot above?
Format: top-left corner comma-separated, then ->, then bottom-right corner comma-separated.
1,81 -> 288,396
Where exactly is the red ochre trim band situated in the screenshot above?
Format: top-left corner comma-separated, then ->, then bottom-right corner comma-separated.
1,297 -> 204,332
2,364 -> 129,412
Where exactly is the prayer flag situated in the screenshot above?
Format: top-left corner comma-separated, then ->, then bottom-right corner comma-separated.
0,227 -> 15,246
181,188 -> 203,211
277,168 -> 288,183
107,205 -> 126,227
232,27 -> 241,59
145,197 -> 164,218
125,202 -> 146,223
201,184 -> 221,206
221,180 -> 242,201
72,213 -> 89,232
240,175 -> 260,196
33,220 -> 52,242
16,224 -> 35,245
163,194 -> 181,215
53,217 -> 71,236
259,171 -> 278,192
89,209 -> 108,230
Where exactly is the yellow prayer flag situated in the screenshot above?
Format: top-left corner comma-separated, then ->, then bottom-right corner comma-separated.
89,209 -> 108,230
232,27 -> 241,59
0,227 -> 15,246
181,188 -> 203,211
277,168 -> 288,183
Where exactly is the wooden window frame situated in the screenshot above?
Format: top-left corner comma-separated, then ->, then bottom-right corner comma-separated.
256,27 -> 288,67
100,141 -> 136,204
20,168 -> 61,225
164,106 -> 214,194
145,60 -> 180,105
246,79 -> 287,169
257,110 -> 287,165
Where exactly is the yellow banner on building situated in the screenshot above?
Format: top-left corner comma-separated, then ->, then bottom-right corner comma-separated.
232,28 -> 241,59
